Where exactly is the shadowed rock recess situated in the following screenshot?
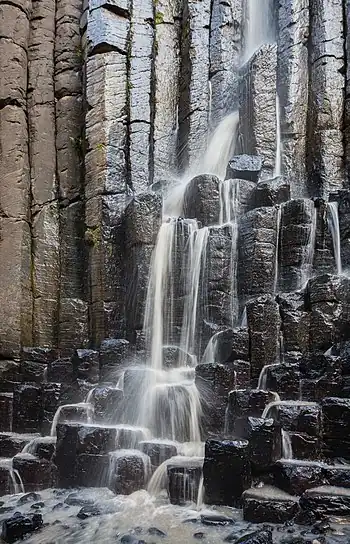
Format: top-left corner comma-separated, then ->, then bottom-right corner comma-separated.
1,0 -> 350,542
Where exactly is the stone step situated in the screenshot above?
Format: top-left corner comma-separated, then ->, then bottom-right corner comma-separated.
242,485 -> 299,523
274,459 -> 350,495
300,485 -> 350,518
0,432 -> 40,457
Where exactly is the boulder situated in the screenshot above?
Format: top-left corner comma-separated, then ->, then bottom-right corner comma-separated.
1,512 -> 43,543
274,460 -> 326,496
300,486 -> 350,518
234,417 -> 282,470
254,177 -> 290,207
108,452 -> 149,495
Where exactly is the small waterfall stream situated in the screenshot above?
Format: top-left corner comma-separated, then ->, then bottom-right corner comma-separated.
328,201 -> 342,275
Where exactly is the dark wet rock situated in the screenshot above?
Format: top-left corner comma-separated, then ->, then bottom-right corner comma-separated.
289,433 -> 321,461
300,485 -> 350,518
13,454 -> 56,492
34,438 -> 56,461
120,536 -> 146,544
246,294 -> 281,379
47,358 -> 74,383
278,292 -> 310,354
167,461 -> 202,506
243,486 -> 299,523
99,338 -> 132,381
109,453 -> 147,495
77,505 -> 101,519
76,453 -> 110,487
0,361 -> 20,393
224,529 -> 273,543
31,502 -> 44,510
148,527 -> 166,537
91,386 -> 124,424
274,460 -> 326,496
17,492 -> 41,505
238,209 -> 279,301
264,364 -> 301,401
234,417 -> 282,470
0,393 -> 13,432
183,174 -> 220,226
203,328 -> 249,365
226,390 -> 277,431
20,360 -> 46,383
254,178 -> 290,207
196,363 -> 237,435
41,383 -> 62,435
200,513 -> 234,526
226,155 -> 262,183
76,424 -> 117,455
322,397 -> 350,461
1,512 -> 43,543
139,441 -> 177,468
72,349 -> 99,383
0,433 -> 38,458
194,532 -> 206,539
323,464 -> 350,488
0,507 -> 14,514
267,402 -> 321,437
203,439 -> 251,506
312,520 -> 331,535
12,384 -> 41,433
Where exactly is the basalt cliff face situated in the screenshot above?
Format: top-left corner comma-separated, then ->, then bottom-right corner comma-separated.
1,1 -> 350,542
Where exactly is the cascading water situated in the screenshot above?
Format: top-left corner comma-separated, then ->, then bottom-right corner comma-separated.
243,0 -> 275,62
300,202 -> 317,288
328,201 -> 342,275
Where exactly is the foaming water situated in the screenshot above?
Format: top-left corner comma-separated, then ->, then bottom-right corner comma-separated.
257,363 -> 279,390
328,201 -> 342,275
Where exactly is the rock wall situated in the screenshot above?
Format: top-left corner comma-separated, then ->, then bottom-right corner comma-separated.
0,0 -> 350,358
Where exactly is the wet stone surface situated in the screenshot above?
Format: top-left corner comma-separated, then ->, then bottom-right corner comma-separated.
0,488 -> 348,544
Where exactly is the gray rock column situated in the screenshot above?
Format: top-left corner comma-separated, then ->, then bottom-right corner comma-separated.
178,0 -> 211,170
277,0 -> 309,197
129,0 -> 153,193
345,1 -> 350,186
56,0 -> 88,351
152,0 -> 182,185
0,0 -> 32,356
307,0 -> 345,197
239,44 -> 277,178
238,207 -> 279,303
84,2 -> 130,344
209,0 -> 243,125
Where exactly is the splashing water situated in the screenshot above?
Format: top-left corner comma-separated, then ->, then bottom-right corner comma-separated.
50,403 -> 94,437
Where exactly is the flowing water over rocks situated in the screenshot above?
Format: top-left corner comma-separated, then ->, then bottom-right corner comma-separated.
1,0 -> 350,542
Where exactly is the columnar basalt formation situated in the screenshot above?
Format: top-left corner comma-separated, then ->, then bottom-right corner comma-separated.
1,1 -> 350,541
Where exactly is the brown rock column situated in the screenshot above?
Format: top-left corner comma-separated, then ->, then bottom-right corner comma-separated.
28,0 -> 60,347
0,0 -> 32,357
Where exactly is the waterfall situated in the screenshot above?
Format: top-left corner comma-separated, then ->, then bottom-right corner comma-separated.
274,205 -> 282,293
274,95 -> 282,177
179,227 -> 209,362
300,202 -> 317,288
257,363 -> 279,391
328,201 -> 342,275
244,0 -> 275,62
281,430 -> 293,460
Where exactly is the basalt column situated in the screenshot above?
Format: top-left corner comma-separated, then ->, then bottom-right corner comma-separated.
307,0 -> 345,197
56,0 -> 88,351
83,1 -> 130,344
0,0 -> 32,357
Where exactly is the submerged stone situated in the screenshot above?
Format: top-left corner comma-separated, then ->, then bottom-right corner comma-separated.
224,529 -> 273,543
200,513 -> 234,526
